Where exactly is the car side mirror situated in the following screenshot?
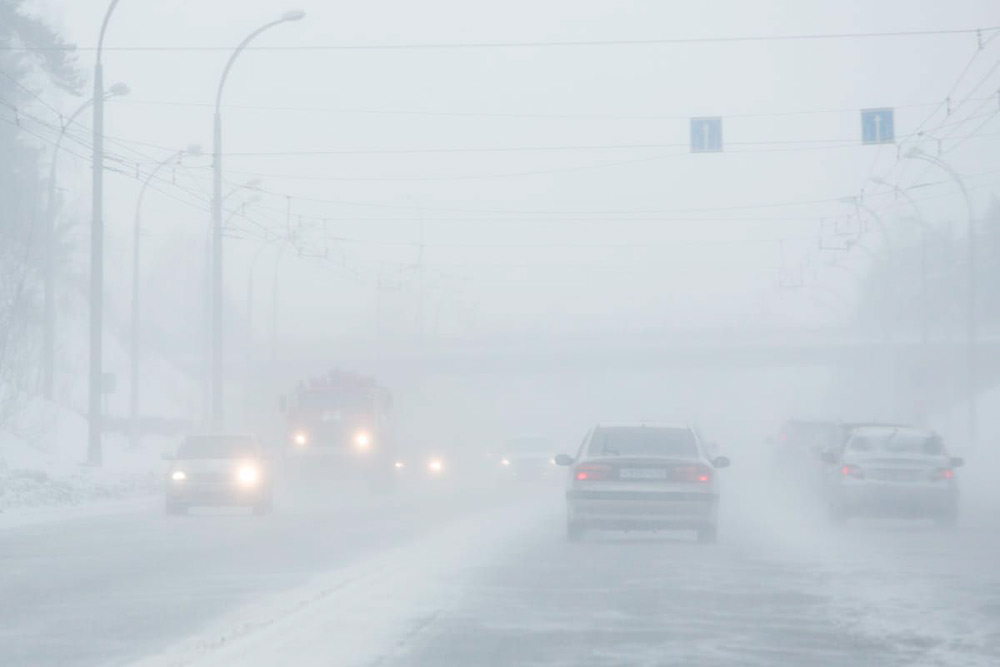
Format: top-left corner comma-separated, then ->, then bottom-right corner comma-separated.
820,451 -> 838,464
160,452 -> 174,461
712,456 -> 730,469
554,454 -> 574,467
950,456 -> 965,468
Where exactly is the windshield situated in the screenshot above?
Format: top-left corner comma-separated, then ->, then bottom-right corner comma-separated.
849,431 -> 945,456
587,427 -> 699,458
296,390 -> 373,413
177,436 -> 259,460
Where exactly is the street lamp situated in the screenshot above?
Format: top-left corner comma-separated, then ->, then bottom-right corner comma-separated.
210,10 -> 305,426
129,144 -> 202,448
904,147 -> 977,444
88,0 -> 122,466
43,82 -> 129,400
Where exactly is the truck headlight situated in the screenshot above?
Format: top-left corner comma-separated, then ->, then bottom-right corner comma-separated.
293,432 -> 308,446
237,465 -> 260,486
355,431 -> 372,450
428,459 -> 444,473
171,470 -> 187,482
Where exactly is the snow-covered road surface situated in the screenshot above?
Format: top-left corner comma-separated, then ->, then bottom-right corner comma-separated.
380,509 -> 1000,667
0,481 -> 523,667
4,474 -> 999,666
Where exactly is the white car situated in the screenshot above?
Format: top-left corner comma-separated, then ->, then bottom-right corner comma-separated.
555,423 -> 729,542
823,426 -> 962,526
164,434 -> 273,515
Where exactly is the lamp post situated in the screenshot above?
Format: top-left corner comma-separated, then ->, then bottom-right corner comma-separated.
88,0 -> 122,466
43,82 -> 128,400
210,10 -> 305,427
904,148 -> 977,444
129,144 -> 202,448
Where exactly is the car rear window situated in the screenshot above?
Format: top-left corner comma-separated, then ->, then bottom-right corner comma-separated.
178,436 -> 259,459
848,430 -> 944,456
587,427 -> 698,458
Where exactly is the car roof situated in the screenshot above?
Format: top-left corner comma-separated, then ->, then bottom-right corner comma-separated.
849,425 -> 935,438
593,422 -> 693,430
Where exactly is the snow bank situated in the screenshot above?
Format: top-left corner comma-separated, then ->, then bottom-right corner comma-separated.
0,394 -> 167,513
131,499 -> 537,667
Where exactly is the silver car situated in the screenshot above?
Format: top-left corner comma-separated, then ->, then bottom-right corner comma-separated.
823,426 -> 962,526
555,423 -> 730,542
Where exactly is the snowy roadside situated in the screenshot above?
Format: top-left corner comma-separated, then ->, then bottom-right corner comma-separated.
0,400 -> 170,519
129,498 -> 540,667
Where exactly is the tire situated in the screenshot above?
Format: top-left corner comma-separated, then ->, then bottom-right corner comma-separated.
696,524 -> 718,544
567,519 -> 585,542
165,500 -> 187,516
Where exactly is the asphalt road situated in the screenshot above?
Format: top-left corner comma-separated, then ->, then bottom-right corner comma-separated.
4,468 -> 1000,666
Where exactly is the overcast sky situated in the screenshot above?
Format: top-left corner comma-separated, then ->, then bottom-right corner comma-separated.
29,0 -> 1000,351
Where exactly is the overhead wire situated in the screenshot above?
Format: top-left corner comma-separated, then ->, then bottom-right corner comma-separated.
5,26 -> 996,52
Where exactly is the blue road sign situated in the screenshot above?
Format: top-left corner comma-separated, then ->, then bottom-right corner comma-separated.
861,108 -> 894,144
690,117 -> 723,152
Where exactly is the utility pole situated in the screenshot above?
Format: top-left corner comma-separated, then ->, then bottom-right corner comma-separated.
88,0 -> 121,466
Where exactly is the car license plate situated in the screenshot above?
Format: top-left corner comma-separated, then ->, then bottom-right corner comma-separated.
619,468 -> 667,480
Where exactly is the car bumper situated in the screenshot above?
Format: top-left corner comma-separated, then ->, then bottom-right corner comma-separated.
166,483 -> 269,507
835,483 -> 957,516
567,489 -> 718,528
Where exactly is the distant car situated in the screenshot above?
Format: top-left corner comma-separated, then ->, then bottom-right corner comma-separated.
164,434 -> 273,515
390,446 -> 451,481
823,426 -> 962,526
556,423 -> 730,543
771,420 -> 910,492
499,436 -> 558,481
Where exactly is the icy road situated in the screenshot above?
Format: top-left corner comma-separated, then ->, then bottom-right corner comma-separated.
2,473 -> 999,666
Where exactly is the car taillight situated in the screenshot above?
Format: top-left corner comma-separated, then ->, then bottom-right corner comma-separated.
932,468 -> 955,481
673,465 -> 713,483
840,464 -> 864,480
575,463 -> 611,481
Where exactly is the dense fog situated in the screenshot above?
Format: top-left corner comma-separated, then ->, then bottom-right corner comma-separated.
2,1 -> 1000,665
